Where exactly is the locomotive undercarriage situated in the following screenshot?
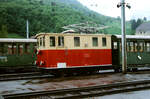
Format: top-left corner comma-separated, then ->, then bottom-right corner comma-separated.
39,65 -> 115,77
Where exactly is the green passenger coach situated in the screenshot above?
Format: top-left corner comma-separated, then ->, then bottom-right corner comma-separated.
0,38 -> 37,67
115,35 -> 150,71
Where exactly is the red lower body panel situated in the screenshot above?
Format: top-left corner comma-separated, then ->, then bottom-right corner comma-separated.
37,49 -> 112,68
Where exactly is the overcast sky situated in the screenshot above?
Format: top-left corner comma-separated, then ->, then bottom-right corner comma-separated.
77,0 -> 150,20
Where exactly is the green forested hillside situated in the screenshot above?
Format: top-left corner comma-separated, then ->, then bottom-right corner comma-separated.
0,0 -> 132,38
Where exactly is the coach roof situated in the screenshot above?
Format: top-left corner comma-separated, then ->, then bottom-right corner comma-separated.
0,38 -> 37,43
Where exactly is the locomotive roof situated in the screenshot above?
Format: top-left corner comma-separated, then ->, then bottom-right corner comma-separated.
0,38 -> 37,43
35,33 -> 112,37
115,35 -> 150,40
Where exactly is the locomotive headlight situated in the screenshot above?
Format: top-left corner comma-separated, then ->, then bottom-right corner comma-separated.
40,61 -> 45,65
36,50 -> 41,55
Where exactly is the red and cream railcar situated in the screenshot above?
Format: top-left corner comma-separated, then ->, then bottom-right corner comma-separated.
35,33 -> 115,72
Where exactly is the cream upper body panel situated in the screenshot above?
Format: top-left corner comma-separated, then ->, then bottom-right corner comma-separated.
36,33 -> 112,50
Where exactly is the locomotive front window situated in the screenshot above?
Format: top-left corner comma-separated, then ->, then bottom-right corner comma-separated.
58,36 -> 64,47
40,38 -> 42,46
74,37 -> 80,47
102,37 -> 107,47
92,37 -> 98,47
43,36 -> 45,47
50,36 -> 55,47
37,38 -> 39,48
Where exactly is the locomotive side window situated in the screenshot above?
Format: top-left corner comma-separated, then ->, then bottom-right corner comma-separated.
102,37 -> 107,47
74,37 -> 80,47
92,37 -> 98,47
58,36 -> 64,47
50,36 -> 55,47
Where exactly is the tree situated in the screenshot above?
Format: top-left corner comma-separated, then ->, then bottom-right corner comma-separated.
0,25 -> 8,38
143,17 -> 147,22
130,18 -> 143,34
136,18 -> 143,27
131,19 -> 137,30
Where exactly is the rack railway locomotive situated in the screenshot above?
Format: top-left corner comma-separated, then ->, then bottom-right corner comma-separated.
35,33 -> 118,75
35,33 -> 150,74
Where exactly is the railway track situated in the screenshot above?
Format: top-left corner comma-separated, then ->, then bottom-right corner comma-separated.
2,79 -> 150,99
0,72 -> 53,81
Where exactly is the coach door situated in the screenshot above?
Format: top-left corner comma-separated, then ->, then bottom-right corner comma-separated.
111,36 -> 120,66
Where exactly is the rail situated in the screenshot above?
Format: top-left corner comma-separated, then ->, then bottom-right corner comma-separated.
3,79 -> 150,99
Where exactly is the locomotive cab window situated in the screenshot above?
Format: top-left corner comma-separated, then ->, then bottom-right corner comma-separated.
37,38 -> 39,48
40,38 -> 42,47
58,36 -> 64,47
102,37 -> 107,47
92,37 -> 98,47
50,36 -> 55,47
74,37 -> 80,47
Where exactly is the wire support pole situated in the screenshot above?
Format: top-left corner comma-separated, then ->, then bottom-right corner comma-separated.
121,0 -> 127,74
26,19 -> 29,39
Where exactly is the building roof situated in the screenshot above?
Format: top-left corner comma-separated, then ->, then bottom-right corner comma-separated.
136,22 -> 150,32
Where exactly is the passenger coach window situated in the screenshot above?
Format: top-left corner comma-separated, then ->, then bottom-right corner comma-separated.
102,37 -> 107,47
50,36 -> 55,47
146,42 -> 150,52
92,37 -> 98,47
129,42 -> 134,52
74,37 -> 80,47
113,42 -> 118,49
0,43 -> 4,55
58,36 -> 64,47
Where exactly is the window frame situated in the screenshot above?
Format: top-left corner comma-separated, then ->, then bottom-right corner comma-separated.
49,36 -> 56,47
102,37 -> 107,47
74,37 -> 80,47
92,37 -> 98,47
